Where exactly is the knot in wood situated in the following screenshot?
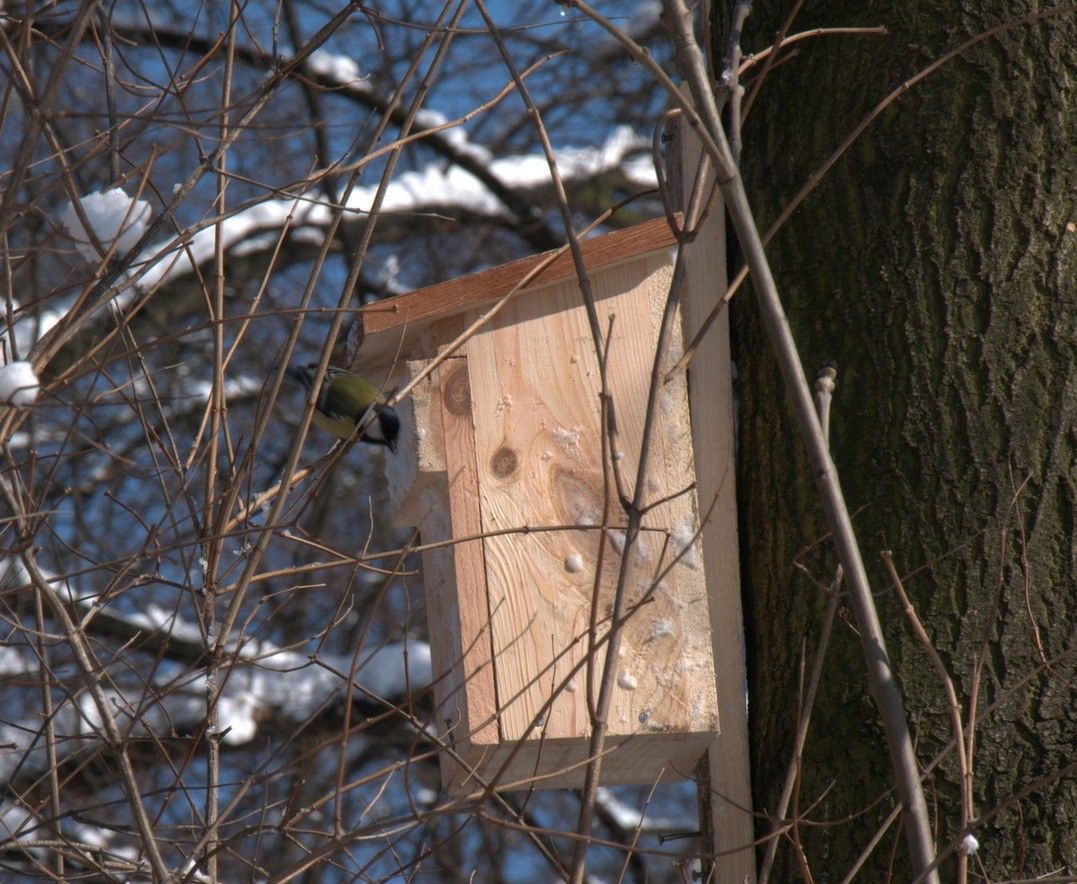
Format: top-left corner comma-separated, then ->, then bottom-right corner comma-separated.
491,446 -> 519,478
442,365 -> 471,415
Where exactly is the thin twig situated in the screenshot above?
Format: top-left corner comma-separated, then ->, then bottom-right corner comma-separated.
216,0 -> 468,658
815,363 -> 836,444
98,10 -> 121,185
32,587 -> 65,879
17,549 -> 172,881
841,641 -> 1077,879
26,2 -> 367,371
911,759 -> 1077,884
740,0 -> 803,121
882,551 -> 970,884
759,365 -> 840,884
718,0 -> 752,165
739,27 -> 889,80
758,569 -> 842,884
199,4 -> 242,877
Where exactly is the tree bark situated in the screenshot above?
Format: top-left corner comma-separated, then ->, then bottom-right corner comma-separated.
729,3 -> 1076,879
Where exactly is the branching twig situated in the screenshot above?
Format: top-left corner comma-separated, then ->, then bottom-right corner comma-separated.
17,550 -> 172,881
718,0 -> 752,165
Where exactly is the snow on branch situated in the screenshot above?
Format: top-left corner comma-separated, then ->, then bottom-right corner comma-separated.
0,557 -> 431,783
594,787 -> 684,833
131,124 -> 654,291
1,799 -> 150,878
58,187 -> 151,262
28,127 -> 654,361
0,361 -> 39,406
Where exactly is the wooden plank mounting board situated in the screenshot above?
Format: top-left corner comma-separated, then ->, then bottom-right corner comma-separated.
674,107 -> 756,881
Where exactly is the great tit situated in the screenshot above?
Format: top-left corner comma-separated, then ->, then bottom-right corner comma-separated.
286,363 -> 400,452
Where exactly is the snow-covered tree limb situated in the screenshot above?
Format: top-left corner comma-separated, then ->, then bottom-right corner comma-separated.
0,557 -> 431,784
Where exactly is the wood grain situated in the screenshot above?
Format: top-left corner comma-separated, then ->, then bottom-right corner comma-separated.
464,251 -> 718,760
437,358 -> 501,749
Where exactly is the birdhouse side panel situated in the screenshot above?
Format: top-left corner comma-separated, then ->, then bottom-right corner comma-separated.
434,359 -> 501,749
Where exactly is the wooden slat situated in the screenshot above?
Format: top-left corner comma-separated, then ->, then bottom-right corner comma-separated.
436,358 -> 501,753
676,120 -> 757,881
455,732 -> 713,796
464,280 -> 601,743
357,217 -> 678,341
414,357 -> 500,793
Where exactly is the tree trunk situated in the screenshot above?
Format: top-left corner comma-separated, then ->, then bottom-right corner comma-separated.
729,3 -> 1075,879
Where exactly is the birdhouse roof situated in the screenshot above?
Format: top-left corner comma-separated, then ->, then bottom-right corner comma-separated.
352,216 -> 678,374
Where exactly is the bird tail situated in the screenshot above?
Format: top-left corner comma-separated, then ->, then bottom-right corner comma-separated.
284,364 -> 312,390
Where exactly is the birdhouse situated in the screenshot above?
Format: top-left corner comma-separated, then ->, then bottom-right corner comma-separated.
349,216 -> 742,795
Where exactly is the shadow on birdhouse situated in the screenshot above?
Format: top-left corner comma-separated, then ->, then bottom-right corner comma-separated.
348,217 -> 738,796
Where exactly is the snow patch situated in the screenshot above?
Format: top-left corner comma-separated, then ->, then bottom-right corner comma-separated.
0,362 -> 39,406
307,49 -> 366,87
650,619 -> 674,640
59,187 -> 150,262
217,690 -> 260,745
609,529 -> 626,554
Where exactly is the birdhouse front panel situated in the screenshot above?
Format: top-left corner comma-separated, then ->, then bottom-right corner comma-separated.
378,220 -> 725,793
464,253 -> 716,748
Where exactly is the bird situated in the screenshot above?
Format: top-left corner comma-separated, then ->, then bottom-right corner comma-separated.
286,363 -> 400,452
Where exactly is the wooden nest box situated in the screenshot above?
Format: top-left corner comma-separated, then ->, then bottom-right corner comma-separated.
351,217 -> 740,794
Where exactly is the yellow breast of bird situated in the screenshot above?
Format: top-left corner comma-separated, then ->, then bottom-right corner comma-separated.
312,410 -> 358,441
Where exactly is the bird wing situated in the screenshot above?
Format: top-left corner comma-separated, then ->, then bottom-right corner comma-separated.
321,371 -> 382,422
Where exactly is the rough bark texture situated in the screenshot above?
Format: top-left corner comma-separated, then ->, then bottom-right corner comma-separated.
728,2 -> 1075,879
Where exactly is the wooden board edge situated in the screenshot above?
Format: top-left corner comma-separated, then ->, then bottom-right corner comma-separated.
359,216 -> 681,341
